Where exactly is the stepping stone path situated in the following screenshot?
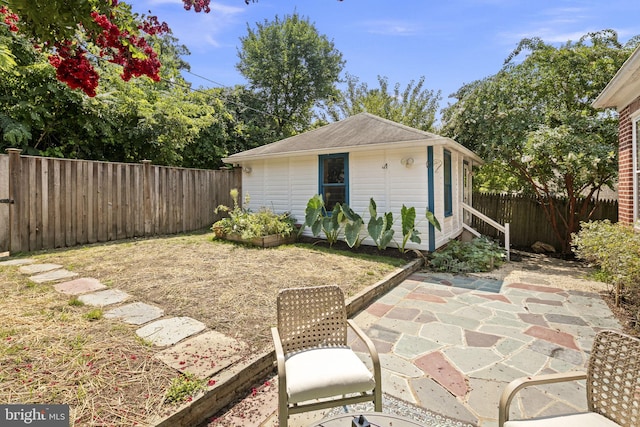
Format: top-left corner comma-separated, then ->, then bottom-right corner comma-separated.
19,263 -> 63,275
78,289 -> 130,306
55,278 -> 106,295
156,330 -> 248,379
104,302 -> 164,325
137,317 -> 207,347
0,258 -> 245,380
30,269 -> 78,283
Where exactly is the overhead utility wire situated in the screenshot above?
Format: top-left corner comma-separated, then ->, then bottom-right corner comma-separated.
182,69 -> 285,122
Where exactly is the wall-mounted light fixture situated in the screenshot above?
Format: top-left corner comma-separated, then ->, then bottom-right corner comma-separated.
400,157 -> 414,168
243,166 -> 252,174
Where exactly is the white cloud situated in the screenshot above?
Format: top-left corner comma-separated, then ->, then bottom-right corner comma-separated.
149,0 -> 248,50
358,20 -> 423,36
494,4 -> 605,46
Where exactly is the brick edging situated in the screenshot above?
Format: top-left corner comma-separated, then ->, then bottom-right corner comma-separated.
152,258 -> 424,427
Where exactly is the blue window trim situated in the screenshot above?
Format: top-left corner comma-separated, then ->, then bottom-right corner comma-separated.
318,153 -> 349,210
444,149 -> 452,217
427,146 -> 436,252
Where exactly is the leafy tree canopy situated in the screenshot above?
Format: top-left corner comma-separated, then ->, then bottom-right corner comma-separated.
0,26 -> 225,166
326,73 -> 441,132
237,12 -> 345,137
441,29 -> 639,253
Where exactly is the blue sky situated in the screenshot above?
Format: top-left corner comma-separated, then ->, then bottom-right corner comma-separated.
132,0 -> 640,111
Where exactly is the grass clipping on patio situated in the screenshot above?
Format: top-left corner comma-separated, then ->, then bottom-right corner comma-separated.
0,232 -> 405,426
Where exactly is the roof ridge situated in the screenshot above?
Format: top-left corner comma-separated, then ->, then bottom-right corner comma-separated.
359,112 -> 440,138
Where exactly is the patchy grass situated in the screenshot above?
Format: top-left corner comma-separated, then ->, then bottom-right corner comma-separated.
0,232 -> 406,426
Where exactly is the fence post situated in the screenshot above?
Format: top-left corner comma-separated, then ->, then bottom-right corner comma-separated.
7,148 -> 21,253
142,160 -> 152,236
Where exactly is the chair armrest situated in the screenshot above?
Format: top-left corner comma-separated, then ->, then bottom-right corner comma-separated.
347,319 -> 382,409
498,371 -> 587,426
271,327 -> 287,399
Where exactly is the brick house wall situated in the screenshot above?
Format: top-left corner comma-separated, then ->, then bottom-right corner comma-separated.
618,96 -> 640,224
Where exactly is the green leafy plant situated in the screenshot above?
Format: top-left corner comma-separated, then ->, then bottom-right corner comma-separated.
341,204 -> 365,248
164,373 -> 206,404
302,194 -> 325,237
301,195 -> 348,247
572,220 -> 640,307
429,237 -> 505,273
212,189 -> 297,240
367,198 -> 394,250
398,205 -> 442,253
321,203 -> 346,247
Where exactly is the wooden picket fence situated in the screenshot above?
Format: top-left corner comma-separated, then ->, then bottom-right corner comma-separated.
471,192 -> 618,250
0,149 -> 241,254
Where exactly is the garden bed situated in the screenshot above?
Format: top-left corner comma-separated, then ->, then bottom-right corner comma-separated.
220,232 -> 297,248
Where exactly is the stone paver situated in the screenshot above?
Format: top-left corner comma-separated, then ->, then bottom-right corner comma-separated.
414,351 -> 469,397
19,263 -> 62,275
524,325 -> 579,350
155,330 -> 247,378
0,258 -> 35,266
136,316 -> 206,347
78,289 -> 130,306
54,278 -> 106,295
29,269 -> 78,283
104,302 -> 164,325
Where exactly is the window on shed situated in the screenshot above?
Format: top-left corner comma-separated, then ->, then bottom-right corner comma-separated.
444,149 -> 452,217
319,153 -> 348,211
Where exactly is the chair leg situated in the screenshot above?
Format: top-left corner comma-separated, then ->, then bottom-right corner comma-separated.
374,387 -> 382,412
278,399 -> 288,427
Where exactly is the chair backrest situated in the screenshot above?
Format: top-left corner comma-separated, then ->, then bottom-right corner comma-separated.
276,285 -> 348,355
587,329 -> 640,427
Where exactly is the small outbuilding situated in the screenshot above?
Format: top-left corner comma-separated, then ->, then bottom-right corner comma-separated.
223,112 -> 483,251
593,46 -> 640,226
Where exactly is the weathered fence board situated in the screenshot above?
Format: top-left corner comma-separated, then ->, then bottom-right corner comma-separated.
0,150 -> 241,254
471,192 -> 618,250
0,155 -> 8,254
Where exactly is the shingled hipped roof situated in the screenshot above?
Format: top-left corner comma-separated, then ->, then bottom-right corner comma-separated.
223,112 -> 481,163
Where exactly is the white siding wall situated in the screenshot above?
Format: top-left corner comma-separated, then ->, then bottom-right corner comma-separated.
242,157 -> 316,225
238,146 -> 472,251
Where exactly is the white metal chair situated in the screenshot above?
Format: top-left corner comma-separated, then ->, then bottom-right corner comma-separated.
499,329 -> 640,427
271,285 -> 382,427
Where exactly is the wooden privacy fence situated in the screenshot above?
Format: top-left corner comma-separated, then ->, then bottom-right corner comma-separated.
471,192 -> 618,250
0,149 -> 241,254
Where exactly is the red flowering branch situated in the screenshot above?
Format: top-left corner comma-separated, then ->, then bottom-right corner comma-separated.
3,0 -> 214,97
0,6 -> 20,32
48,44 -> 100,97
182,0 -> 212,13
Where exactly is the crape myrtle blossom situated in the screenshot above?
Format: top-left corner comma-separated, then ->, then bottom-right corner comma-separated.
3,0 -> 212,96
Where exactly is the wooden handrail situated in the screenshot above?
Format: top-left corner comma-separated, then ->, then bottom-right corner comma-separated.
461,202 -> 510,261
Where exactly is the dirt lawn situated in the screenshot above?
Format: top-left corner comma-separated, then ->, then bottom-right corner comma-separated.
0,232 -> 407,426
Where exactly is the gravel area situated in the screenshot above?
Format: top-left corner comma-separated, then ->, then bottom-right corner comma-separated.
470,250 -> 611,294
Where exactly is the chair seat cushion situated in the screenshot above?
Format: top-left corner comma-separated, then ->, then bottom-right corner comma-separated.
505,412 -> 620,427
285,347 -> 375,404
